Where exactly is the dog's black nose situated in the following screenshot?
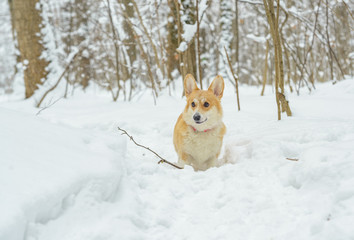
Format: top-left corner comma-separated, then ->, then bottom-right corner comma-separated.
193,113 -> 201,121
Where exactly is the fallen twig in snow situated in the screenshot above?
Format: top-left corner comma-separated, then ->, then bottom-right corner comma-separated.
36,97 -> 63,116
118,127 -> 182,169
286,157 -> 299,161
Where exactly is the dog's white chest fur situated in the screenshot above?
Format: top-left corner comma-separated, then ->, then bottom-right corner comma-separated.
182,125 -> 223,170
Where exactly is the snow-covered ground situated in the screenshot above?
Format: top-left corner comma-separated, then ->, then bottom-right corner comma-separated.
1,79 -> 354,240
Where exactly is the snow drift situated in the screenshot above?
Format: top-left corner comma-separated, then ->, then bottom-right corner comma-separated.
1,79 -> 354,239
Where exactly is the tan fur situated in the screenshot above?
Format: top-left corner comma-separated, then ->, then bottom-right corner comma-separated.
173,74 -> 226,171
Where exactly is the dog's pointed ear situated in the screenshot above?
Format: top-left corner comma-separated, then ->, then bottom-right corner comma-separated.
184,74 -> 199,97
208,75 -> 224,99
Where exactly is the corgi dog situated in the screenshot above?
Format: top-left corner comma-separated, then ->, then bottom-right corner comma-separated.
173,74 -> 226,171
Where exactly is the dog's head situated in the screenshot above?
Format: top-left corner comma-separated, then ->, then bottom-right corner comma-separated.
183,74 -> 224,131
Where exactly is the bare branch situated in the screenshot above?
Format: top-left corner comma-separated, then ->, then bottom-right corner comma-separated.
238,0 -> 263,5
131,0 -> 162,71
36,49 -> 82,108
341,0 -> 354,22
106,0 -> 122,101
118,3 -> 158,103
298,0 -> 321,90
117,127 -> 182,169
36,97 -> 63,116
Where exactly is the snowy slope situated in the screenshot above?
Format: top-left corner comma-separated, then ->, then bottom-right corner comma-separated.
1,79 -> 354,240
0,108 -> 125,240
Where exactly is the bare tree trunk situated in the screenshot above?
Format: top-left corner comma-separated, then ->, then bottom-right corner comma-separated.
196,0 -> 203,89
173,0 -> 187,97
326,0 -> 334,81
233,0 -> 239,75
224,47 -> 240,111
181,0 -> 197,79
263,0 -> 292,120
324,0 -> 345,82
263,0 -> 280,120
283,43 -> 292,93
278,7 -> 292,93
7,0 -> 20,87
10,0 -> 48,98
167,0 -> 179,84
173,0 -> 185,82
107,0 -> 122,101
119,0 -> 136,100
154,0 -> 166,80
121,0 -> 136,64
261,40 -> 269,96
75,0 -> 91,89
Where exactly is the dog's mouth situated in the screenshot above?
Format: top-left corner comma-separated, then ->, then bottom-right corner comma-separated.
195,118 -> 207,124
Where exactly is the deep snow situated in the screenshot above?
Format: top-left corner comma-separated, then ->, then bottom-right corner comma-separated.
1,79 -> 354,240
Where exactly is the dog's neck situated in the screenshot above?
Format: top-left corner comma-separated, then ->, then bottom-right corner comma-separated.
190,125 -> 213,133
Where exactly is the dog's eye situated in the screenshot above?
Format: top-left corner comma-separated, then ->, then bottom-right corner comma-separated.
204,102 -> 209,107
191,102 -> 196,107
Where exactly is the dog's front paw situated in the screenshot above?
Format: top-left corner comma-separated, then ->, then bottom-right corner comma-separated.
177,160 -> 186,169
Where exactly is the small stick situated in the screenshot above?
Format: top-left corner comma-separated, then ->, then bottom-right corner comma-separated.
286,157 -> 299,161
118,127 -> 182,169
36,97 -> 63,116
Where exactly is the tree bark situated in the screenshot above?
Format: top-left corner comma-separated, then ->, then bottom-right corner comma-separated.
263,0 -> 292,120
167,0 -> 179,86
11,0 -> 48,98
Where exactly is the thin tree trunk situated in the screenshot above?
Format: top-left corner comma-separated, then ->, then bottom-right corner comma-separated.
121,0 -> 136,63
326,0 -> 334,81
283,43 -> 292,93
275,0 -> 292,117
166,0 -> 179,86
263,0 -> 292,120
224,47 -> 240,111
261,40 -> 269,96
234,0 -> 239,75
75,0 -> 91,89
107,0 -> 122,101
196,0 -> 203,89
155,0 -> 166,80
173,0 -> 186,90
263,0 -> 281,120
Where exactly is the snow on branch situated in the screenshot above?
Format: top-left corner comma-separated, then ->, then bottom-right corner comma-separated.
177,0 -> 209,53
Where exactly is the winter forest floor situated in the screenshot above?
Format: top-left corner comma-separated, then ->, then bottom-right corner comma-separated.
1,79 -> 354,240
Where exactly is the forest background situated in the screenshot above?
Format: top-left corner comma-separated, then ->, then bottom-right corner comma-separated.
0,0 -> 353,110
1,1 -> 354,238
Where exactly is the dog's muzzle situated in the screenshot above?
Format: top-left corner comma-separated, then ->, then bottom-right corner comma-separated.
193,113 -> 207,124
